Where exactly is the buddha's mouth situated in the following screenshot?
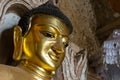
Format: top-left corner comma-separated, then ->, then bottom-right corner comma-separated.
48,47 -> 64,62
48,51 -> 59,62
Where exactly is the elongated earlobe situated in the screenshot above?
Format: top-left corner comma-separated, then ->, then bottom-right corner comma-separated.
13,26 -> 23,61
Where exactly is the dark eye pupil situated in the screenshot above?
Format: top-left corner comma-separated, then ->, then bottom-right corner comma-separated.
44,32 -> 54,38
46,33 -> 52,37
40,31 -> 55,38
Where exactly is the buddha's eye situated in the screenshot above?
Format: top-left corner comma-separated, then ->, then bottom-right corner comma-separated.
41,31 -> 55,38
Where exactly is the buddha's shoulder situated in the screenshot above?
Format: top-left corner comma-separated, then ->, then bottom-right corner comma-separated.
0,64 -> 15,80
0,64 -> 33,80
0,64 -> 20,72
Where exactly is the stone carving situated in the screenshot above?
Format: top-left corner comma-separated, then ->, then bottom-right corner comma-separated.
103,29 -> 120,66
0,0 -> 49,18
62,42 -> 87,80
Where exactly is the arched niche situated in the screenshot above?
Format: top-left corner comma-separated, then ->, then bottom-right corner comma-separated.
0,3 -> 29,65
0,3 -> 29,34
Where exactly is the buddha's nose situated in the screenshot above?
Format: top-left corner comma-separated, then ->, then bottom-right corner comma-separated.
52,36 -> 64,54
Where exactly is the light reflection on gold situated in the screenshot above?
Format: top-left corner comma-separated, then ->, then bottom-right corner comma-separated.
13,14 -> 70,80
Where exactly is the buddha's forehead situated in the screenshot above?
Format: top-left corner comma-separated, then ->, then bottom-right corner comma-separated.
30,14 -> 70,36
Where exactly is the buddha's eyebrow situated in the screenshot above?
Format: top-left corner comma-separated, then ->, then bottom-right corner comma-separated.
35,24 -> 46,26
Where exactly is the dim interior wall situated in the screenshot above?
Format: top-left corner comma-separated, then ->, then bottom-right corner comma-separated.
57,0 -> 100,57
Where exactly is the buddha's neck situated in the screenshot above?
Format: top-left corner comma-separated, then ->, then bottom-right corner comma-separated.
18,60 -> 55,80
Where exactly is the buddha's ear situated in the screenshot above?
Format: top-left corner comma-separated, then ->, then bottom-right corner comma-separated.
13,26 -> 23,61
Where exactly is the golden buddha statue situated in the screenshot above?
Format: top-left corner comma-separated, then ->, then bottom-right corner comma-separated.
0,2 -> 73,80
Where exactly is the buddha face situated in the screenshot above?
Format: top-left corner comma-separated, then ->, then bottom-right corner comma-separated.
21,14 -> 70,71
